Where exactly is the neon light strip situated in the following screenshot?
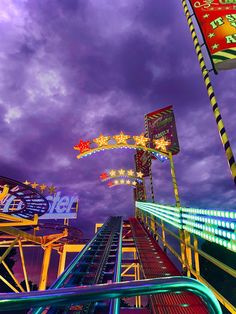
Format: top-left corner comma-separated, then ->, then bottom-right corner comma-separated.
136,204 -> 181,228
136,201 -> 236,252
182,219 -> 236,241
182,207 -> 236,219
140,207 -> 181,228
182,213 -> 235,230
76,145 -> 168,160
140,204 -> 181,219
109,183 -> 136,188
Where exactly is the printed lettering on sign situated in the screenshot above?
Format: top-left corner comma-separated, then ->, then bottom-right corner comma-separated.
189,0 -> 236,70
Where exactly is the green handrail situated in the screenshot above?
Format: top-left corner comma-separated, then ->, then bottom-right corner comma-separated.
0,277 -> 222,313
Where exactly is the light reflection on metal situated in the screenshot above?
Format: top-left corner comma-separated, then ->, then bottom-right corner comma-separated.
0,277 -> 222,314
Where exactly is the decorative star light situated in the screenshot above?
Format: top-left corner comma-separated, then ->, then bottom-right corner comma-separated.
132,181 -> 137,186
108,181 -> 113,187
74,140 -> 91,153
136,172 -> 144,178
127,170 -> 134,176
113,132 -> 130,145
39,184 -> 47,192
100,173 -> 108,180
93,134 -> 110,147
23,180 -> 31,185
153,138 -> 171,152
31,182 -> 39,189
118,169 -> 126,176
133,133 -> 149,147
114,180 -> 119,185
126,180 -> 131,185
74,133 -> 169,160
48,185 -> 56,194
203,14 -> 209,18
110,170 -> 116,177
120,179 -> 125,184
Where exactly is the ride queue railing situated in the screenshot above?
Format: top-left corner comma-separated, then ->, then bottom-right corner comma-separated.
136,201 -> 236,314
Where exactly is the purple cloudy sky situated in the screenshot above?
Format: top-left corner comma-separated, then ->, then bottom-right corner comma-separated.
1,0 -> 236,237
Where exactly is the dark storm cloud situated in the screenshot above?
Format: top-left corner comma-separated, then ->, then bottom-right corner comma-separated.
0,0 -> 236,243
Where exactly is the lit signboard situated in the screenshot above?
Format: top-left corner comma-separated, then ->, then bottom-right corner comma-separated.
188,0 -> 236,71
0,192 -> 78,220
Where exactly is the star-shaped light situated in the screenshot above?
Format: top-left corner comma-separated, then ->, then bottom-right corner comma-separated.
120,179 -> 125,184
100,173 -> 108,180
127,170 -> 134,177
118,169 -> 126,176
212,43 -> 219,50
110,170 -> 116,177
114,180 -> 119,185
203,14 -> 209,18
93,134 -> 110,147
31,182 -> 39,189
39,184 -> 47,192
23,180 -> 31,185
108,182 -> 113,187
136,172 -> 144,178
133,133 -> 149,147
126,180 -> 131,185
153,137 -> 171,152
48,185 -> 56,194
208,33 -> 215,39
113,132 -> 130,145
74,140 -> 91,153
132,181 -> 137,186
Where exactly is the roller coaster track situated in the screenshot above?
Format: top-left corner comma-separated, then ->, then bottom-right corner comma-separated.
32,216 -> 123,314
0,176 -> 49,219
129,218 -> 209,313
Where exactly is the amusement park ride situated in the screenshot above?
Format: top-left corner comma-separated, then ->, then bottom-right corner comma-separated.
0,1 -> 236,313
0,123 -> 235,313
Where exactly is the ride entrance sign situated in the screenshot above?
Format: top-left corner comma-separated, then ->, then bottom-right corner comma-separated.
40,192 -> 78,219
188,0 -> 236,71
1,191 -> 78,220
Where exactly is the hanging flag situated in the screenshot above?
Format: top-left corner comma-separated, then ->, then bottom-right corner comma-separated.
188,0 -> 236,71
144,105 -> 180,155
134,150 -> 150,177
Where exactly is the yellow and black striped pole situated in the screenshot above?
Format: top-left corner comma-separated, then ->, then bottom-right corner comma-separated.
181,0 -> 236,185
169,152 -> 181,208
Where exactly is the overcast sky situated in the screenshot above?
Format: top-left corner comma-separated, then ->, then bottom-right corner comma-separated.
0,0 -> 236,237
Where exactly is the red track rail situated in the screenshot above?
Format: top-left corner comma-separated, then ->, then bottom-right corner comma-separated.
129,218 -> 209,314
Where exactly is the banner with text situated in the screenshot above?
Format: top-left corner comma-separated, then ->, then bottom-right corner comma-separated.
145,105 -> 180,155
189,0 -> 236,71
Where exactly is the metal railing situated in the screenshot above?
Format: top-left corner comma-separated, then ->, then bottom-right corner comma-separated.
136,202 -> 236,313
0,277 -> 222,313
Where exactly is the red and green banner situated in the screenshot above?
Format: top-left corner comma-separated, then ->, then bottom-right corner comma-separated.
134,150 -> 150,177
188,0 -> 236,71
144,105 -> 180,155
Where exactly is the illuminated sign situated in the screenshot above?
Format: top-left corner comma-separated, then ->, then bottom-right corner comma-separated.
145,105 -> 180,155
0,192 -> 78,219
189,0 -> 236,70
